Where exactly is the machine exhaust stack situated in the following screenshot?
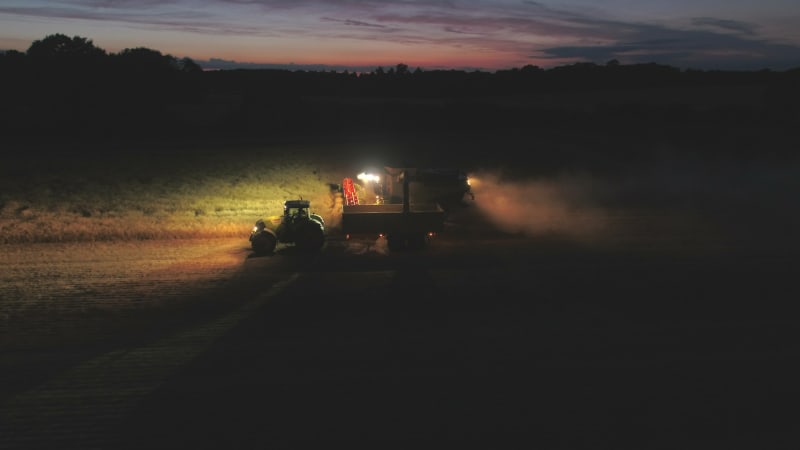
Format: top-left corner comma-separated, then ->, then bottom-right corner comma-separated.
402,169 -> 410,214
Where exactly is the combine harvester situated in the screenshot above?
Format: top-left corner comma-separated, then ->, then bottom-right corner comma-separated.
341,168 -> 448,251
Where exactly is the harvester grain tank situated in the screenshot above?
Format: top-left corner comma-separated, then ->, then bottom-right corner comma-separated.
383,166 -> 473,209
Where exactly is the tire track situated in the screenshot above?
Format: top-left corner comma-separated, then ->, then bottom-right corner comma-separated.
0,273 -> 299,450
0,239 -> 251,352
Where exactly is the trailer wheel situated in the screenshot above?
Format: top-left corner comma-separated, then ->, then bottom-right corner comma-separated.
251,230 -> 277,255
408,233 -> 427,250
386,233 -> 426,251
386,234 -> 406,251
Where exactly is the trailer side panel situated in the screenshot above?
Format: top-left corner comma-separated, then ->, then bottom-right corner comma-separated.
342,204 -> 445,234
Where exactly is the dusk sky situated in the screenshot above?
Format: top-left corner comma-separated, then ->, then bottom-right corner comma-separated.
1,0 -> 798,71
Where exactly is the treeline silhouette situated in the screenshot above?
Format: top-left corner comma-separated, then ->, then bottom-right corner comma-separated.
2,34 -> 798,140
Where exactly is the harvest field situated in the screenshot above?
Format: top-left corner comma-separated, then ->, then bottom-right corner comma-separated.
0,140 -> 349,244
2,37 -> 800,446
2,130 -> 800,448
3,132 -> 798,346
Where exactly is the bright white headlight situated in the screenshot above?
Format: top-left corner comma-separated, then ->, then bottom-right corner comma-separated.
357,172 -> 380,183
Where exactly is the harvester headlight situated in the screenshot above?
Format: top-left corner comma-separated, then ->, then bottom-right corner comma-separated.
357,172 -> 380,183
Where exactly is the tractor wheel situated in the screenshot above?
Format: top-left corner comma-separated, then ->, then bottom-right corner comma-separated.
251,230 -> 277,255
295,221 -> 325,251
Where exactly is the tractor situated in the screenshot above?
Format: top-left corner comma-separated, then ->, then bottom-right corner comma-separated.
250,199 -> 325,254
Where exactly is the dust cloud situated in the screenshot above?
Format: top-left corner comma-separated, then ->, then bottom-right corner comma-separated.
468,154 -> 800,252
468,170 -> 612,240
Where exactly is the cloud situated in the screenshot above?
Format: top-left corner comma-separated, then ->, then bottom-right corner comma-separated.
201,57 -> 379,72
321,16 -> 389,29
692,17 -> 758,36
538,19 -> 800,70
0,5 -> 212,25
2,1 -> 798,70
0,4 -> 284,38
45,0 -> 174,8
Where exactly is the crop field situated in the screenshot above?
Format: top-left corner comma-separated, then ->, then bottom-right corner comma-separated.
2,127 -> 800,448
2,130 -> 798,335
0,140 -> 348,244
0,139 -> 350,354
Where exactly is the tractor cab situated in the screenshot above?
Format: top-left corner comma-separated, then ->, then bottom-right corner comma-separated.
283,200 -> 311,221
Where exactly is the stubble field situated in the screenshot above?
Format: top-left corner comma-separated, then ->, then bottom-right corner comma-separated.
2,125 -> 800,447
2,130 -> 799,346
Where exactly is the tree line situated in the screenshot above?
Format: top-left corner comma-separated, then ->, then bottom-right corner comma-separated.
1,34 -> 798,139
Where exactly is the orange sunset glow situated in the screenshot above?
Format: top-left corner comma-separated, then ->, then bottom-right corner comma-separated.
1,0 -> 798,71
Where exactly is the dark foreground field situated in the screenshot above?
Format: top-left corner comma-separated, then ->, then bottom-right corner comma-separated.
111,212 -> 800,449
2,124 -> 800,449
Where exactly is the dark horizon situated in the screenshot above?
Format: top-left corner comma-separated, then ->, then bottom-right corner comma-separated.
3,33 -> 799,146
